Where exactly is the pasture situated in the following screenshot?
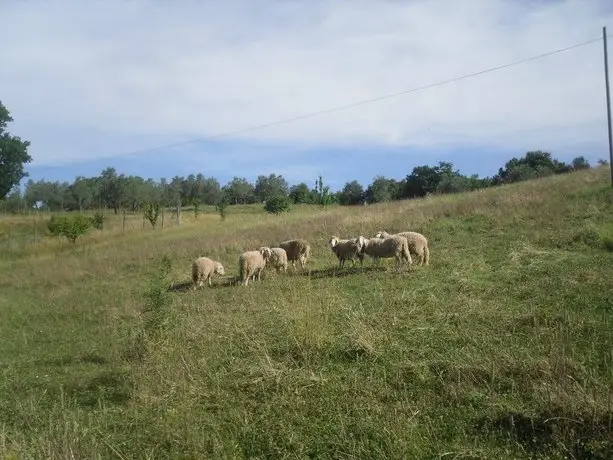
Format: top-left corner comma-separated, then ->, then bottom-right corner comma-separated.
1,167 -> 612,459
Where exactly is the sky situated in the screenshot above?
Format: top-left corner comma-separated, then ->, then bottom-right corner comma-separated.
1,0 -> 613,192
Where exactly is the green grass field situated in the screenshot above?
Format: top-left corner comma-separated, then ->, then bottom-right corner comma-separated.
1,167 -> 612,459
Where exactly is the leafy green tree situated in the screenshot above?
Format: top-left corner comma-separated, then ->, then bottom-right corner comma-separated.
365,176 -> 397,203
314,176 -> 333,207
222,177 -> 256,204
571,156 -> 590,170
339,180 -> 365,205
289,182 -> 312,204
0,101 -> 33,200
255,174 -> 289,202
99,167 -> 126,213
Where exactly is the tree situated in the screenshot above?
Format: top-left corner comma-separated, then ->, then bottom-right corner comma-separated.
255,174 -> 289,202
0,101 -> 33,200
222,177 -> 255,204
365,176 -> 396,203
289,182 -> 312,204
339,180 -> 365,205
314,175 -> 334,207
571,156 -> 590,170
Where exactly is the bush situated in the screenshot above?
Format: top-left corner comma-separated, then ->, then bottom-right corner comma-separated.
90,212 -> 105,230
47,214 -> 91,244
144,202 -> 161,229
264,195 -> 291,215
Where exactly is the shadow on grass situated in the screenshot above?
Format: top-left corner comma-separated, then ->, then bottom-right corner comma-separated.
168,262 -> 418,292
475,410 -> 613,458
63,369 -> 133,408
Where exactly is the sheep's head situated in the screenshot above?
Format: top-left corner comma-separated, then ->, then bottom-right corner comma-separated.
328,236 -> 339,248
355,235 -> 366,251
374,231 -> 389,239
259,246 -> 273,259
215,262 -> 225,276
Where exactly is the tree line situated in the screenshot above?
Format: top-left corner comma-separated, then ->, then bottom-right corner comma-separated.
0,151 -> 598,215
0,100 -> 603,215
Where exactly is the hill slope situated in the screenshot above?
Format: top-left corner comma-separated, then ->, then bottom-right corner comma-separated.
1,167 -> 613,459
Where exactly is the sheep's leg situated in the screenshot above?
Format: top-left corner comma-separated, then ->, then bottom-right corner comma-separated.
208,276 -> 212,287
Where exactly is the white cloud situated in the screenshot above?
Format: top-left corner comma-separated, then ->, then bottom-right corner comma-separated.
1,0 -> 612,166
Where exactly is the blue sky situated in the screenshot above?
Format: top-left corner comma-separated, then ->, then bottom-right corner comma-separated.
2,0 -> 613,192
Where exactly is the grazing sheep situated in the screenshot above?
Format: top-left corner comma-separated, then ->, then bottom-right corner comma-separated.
191,256 -> 225,290
269,247 -> 289,274
361,234 -> 412,272
278,238 -> 311,271
375,230 -> 430,266
328,235 -> 366,268
238,246 -> 273,286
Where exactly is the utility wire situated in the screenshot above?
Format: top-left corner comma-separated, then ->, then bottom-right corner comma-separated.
35,35 -> 606,170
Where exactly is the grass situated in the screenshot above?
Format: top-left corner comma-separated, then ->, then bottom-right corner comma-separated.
1,167 -> 613,459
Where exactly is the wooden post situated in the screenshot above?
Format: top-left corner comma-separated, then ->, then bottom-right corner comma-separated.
603,26 -> 613,186
122,209 -> 126,231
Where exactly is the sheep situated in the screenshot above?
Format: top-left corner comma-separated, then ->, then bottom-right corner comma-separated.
278,238 -> 311,271
238,246 -> 273,286
328,235 -> 366,268
269,247 -> 289,274
375,230 -> 430,266
361,234 -> 412,272
191,256 -> 225,290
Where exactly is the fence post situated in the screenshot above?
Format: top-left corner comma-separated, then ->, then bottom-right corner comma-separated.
122,209 -> 126,231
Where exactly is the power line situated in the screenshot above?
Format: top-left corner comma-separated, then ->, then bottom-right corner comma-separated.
33,35 -> 607,171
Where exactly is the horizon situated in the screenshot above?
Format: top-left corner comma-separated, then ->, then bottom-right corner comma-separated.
2,0 -> 613,193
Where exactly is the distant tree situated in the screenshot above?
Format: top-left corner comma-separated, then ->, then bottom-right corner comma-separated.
598,158 -> 609,166
0,101 -> 33,200
365,176 -> 398,203
99,167 -> 126,213
314,175 -> 334,207
571,156 -> 590,170
289,182 -> 312,204
223,177 -> 256,204
70,176 -> 94,212
494,151 -> 571,184
255,174 -> 289,202
339,180 -> 365,205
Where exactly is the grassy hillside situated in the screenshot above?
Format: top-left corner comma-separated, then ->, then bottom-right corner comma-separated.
1,167 -> 612,459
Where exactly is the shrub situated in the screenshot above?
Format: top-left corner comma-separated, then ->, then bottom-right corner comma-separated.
90,212 -> 105,230
47,214 -> 91,244
215,197 -> 229,221
264,195 -> 291,215
144,202 -> 161,229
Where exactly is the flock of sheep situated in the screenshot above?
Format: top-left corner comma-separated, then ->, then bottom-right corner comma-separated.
191,230 -> 430,289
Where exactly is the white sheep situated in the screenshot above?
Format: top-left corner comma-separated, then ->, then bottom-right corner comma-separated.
191,256 -> 225,290
328,235 -> 366,268
361,234 -> 412,272
238,246 -> 273,286
278,238 -> 311,271
269,247 -> 289,274
375,230 -> 430,266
